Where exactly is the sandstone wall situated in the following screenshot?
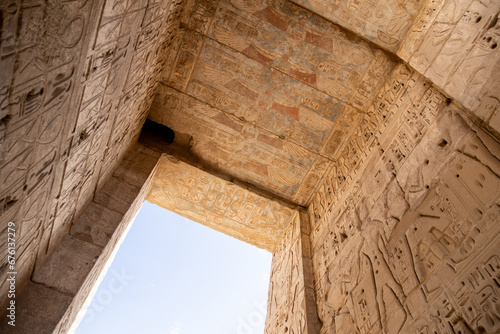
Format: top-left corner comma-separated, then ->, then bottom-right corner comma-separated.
265,211 -> 320,334
0,0 -> 183,310
1,0 -> 499,333
399,0 -> 500,134
0,143 -> 161,333
308,68 -> 500,333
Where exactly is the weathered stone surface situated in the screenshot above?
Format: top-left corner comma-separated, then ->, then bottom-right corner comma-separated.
33,236 -> 102,295
1,0 -> 500,333
0,0 -> 184,311
208,0 -> 381,103
293,0 -> 426,52
147,155 -> 297,251
149,86 -> 332,206
94,178 -> 142,215
0,281 -> 72,334
153,0 -> 398,206
70,202 -> 124,247
265,212 -> 319,333
0,142 -> 161,332
400,0 -> 500,126
54,145 -> 160,334
309,104 -> 500,333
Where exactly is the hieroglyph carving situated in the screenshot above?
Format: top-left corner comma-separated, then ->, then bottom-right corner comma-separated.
159,0 -> 400,206
400,0 -> 500,125
265,214 -> 308,333
0,0 -> 184,310
309,98 -> 500,333
0,0 -> 92,309
147,156 -> 296,251
291,0 -> 426,52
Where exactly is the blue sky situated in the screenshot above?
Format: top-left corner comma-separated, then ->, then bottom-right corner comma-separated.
75,201 -> 272,334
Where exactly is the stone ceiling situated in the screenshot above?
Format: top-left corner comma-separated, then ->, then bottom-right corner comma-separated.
148,0 -> 398,206
148,0 -> 500,207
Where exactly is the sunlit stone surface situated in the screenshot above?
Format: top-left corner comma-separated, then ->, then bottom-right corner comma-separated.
1,0 -> 499,333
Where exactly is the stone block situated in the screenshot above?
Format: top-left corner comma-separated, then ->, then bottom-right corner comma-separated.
112,145 -> 160,188
70,202 -> 123,247
94,176 -> 141,215
33,236 -> 102,295
0,281 -> 72,334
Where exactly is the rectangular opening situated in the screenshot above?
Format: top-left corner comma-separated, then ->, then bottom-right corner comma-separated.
72,201 -> 272,334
